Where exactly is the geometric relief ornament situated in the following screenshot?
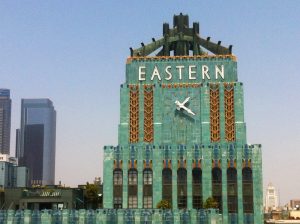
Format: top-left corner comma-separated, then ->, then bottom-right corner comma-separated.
212,145 -> 221,168
143,146 -> 152,169
178,145 -> 186,168
224,83 -> 235,142
243,144 -> 252,168
128,147 -> 137,169
114,146 -> 123,169
227,144 -> 236,168
143,85 -> 154,143
129,85 -> 139,143
193,145 -> 201,168
210,83 -> 220,142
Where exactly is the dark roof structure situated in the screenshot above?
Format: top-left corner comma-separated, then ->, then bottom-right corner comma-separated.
130,13 -> 232,57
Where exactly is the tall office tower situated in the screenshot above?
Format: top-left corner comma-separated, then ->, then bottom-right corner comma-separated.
0,89 -> 11,154
265,183 -> 279,212
103,14 -> 263,223
17,99 -> 56,186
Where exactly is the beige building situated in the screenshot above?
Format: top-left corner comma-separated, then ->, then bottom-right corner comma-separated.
290,200 -> 300,210
265,183 -> 279,212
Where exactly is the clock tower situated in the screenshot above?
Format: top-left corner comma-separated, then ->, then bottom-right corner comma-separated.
103,14 -> 263,224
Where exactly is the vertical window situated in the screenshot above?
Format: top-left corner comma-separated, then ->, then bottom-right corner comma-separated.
113,169 -> 123,209
212,167 -> 222,211
227,167 -> 238,213
143,169 -> 152,185
177,168 -> 187,209
128,168 -> 138,208
192,168 -> 202,209
242,167 -> 253,213
162,168 -> 172,205
128,196 -> 137,209
143,168 -> 153,208
114,169 -> 123,185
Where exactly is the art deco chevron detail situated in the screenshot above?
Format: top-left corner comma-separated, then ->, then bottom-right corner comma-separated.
210,83 -> 220,142
129,85 -> 139,143
224,83 -> 235,142
144,85 -> 154,143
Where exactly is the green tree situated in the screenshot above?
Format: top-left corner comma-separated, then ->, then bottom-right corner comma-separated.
85,182 -> 99,209
203,197 -> 218,209
156,199 -> 172,209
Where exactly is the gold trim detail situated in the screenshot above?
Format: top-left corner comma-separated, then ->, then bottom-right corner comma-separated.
212,160 -> 221,168
143,160 -> 153,169
161,83 -> 201,88
128,160 -> 137,169
127,54 -> 237,63
129,85 -> 139,143
163,160 -> 172,169
242,159 -> 252,168
144,85 -> 154,143
210,83 -> 220,142
114,160 -> 123,169
224,83 -> 235,142
192,160 -> 201,169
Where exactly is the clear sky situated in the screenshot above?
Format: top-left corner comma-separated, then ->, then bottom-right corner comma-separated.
1,1 -> 299,205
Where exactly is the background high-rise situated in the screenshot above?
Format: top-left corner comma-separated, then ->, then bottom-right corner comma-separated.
16,99 -> 56,186
0,89 -> 11,155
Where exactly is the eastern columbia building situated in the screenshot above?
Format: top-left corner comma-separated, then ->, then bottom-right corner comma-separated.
103,14 -> 263,224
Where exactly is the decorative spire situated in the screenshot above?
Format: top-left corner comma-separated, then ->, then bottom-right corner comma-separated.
130,13 -> 232,57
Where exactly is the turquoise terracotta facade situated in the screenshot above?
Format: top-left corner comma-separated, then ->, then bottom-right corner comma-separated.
103,15 -> 263,224
0,209 -> 223,223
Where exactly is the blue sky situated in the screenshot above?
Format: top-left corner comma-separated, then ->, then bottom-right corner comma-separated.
1,1 -> 300,205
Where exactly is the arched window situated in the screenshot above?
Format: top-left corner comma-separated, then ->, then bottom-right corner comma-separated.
177,168 -> 187,209
192,168 -> 202,209
162,168 -> 172,205
128,168 -> 138,208
227,167 -> 238,213
113,169 -> 123,208
242,167 -> 253,213
212,167 -> 222,211
143,168 -> 153,208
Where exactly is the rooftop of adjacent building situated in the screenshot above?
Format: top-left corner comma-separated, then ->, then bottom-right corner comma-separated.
21,98 -> 54,108
0,89 -> 10,97
0,153 -> 18,165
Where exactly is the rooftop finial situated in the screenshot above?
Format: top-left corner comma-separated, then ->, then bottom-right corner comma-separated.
131,14 -> 233,57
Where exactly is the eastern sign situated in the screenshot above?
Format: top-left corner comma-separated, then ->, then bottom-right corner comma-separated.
126,58 -> 237,83
138,65 -> 224,81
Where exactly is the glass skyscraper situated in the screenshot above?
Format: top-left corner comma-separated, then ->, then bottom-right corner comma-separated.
16,99 -> 56,186
0,89 -> 11,155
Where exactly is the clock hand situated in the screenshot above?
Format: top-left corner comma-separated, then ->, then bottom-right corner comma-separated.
175,99 -> 195,115
181,105 -> 196,116
175,100 -> 182,110
182,97 -> 190,105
